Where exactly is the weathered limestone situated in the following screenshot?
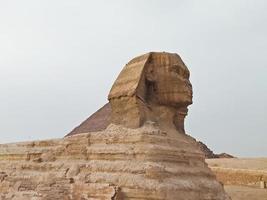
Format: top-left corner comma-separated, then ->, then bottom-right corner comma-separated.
0,124 -> 229,199
0,52 -> 230,199
260,181 -> 266,189
207,158 -> 267,189
108,52 -> 192,133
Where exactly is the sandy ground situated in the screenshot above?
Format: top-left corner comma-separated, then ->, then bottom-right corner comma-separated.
206,158 -> 267,200
206,158 -> 267,171
225,185 -> 267,200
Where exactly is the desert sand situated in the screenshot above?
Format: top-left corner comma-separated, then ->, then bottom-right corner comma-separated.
207,158 -> 267,200
225,185 -> 267,200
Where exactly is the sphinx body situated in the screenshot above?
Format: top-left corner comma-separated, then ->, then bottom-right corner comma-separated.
0,52 -> 230,200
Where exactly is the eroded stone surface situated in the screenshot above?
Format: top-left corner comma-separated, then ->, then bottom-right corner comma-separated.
108,52 -> 192,133
0,52 -> 230,199
1,124 -> 229,200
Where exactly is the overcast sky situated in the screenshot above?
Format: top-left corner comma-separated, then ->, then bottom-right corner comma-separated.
0,0 -> 266,157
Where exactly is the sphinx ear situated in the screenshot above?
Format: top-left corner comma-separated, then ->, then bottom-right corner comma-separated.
145,64 -> 156,82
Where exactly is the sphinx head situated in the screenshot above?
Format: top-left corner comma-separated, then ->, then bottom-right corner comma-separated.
108,52 -> 193,133
145,53 -> 192,107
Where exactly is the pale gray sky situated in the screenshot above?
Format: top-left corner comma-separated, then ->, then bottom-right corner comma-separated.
0,0 -> 266,157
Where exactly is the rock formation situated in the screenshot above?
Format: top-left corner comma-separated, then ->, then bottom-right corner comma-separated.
197,141 -> 234,159
0,52 -> 230,200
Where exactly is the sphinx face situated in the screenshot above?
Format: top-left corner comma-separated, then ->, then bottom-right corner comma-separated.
109,52 -> 192,129
146,54 -> 193,107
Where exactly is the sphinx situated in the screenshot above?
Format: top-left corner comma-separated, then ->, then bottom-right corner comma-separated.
0,52 -> 230,200
67,52 -> 193,136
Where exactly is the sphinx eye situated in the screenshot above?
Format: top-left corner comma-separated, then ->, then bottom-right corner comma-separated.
170,64 -> 180,74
